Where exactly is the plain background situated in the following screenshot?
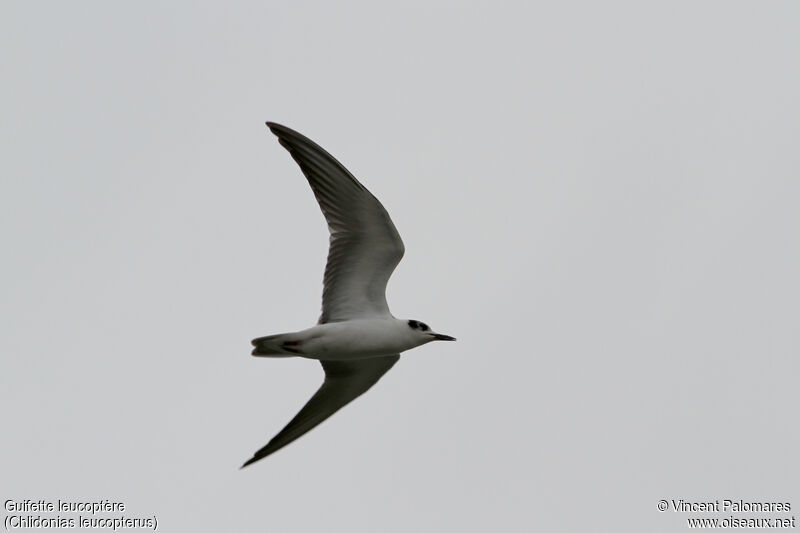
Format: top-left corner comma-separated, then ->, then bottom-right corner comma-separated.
2,2 -> 798,531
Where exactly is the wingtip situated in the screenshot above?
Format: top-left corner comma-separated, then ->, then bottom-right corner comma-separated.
265,122 -> 304,140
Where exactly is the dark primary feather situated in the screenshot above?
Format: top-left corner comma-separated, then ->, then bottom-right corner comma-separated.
265,122 -> 405,323
241,355 -> 400,467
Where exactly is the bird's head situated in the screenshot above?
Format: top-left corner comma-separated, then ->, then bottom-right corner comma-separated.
406,319 -> 456,343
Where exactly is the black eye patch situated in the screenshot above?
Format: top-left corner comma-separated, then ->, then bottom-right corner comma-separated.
407,320 -> 419,329
420,323 -> 429,331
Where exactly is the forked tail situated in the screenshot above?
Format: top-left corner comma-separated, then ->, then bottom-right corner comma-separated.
251,333 -> 303,357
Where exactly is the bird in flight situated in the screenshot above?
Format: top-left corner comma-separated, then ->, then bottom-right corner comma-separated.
242,123 -> 456,468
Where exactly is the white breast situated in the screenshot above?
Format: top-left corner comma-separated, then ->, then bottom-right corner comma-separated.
295,319 -> 421,360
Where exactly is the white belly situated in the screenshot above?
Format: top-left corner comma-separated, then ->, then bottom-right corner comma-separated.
295,319 -> 420,360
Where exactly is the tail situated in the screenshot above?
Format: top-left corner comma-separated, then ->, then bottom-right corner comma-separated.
251,333 -> 303,357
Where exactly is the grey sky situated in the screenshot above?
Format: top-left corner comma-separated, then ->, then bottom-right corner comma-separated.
2,1 -> 798,531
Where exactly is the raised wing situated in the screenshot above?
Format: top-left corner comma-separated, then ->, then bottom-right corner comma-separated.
241,355 -> 400,467
266,123 -> 405,323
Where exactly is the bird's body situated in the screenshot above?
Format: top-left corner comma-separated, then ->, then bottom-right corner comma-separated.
252,318 -> 434,360
242,122 -> 454,468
